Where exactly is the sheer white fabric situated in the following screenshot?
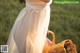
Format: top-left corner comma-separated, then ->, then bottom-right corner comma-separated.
6,0 -> 52,53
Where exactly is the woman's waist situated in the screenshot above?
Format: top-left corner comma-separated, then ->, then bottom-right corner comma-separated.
25,2 -> 49,10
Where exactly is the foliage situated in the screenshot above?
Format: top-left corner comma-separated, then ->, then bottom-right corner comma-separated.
49,4 -> 80,53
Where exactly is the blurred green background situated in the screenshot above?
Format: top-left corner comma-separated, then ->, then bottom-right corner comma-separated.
0,0 -> 80,53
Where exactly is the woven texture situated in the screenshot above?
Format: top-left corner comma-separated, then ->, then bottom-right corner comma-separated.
43,30 -> 77,53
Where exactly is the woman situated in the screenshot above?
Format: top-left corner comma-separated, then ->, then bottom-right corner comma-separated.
7,0 -> 52,53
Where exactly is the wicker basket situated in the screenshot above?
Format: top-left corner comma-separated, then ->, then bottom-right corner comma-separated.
43,30 -> 77,53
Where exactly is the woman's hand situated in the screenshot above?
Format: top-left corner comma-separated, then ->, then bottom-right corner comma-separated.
47,38 -> 52,46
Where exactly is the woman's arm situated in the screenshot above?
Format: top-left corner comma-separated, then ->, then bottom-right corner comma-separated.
40,0 -> 50,3
27,0 -> 50,3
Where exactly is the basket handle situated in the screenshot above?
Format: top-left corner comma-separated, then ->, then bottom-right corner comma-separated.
47,30 -> 56,44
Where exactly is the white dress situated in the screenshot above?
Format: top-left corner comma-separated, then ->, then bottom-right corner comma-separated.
7,0 -> 52,53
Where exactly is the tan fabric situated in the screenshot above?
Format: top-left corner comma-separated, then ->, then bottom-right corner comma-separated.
6,0 -> 52,53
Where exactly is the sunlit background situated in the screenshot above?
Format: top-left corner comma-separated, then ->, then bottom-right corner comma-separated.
0,0 -> 80,53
